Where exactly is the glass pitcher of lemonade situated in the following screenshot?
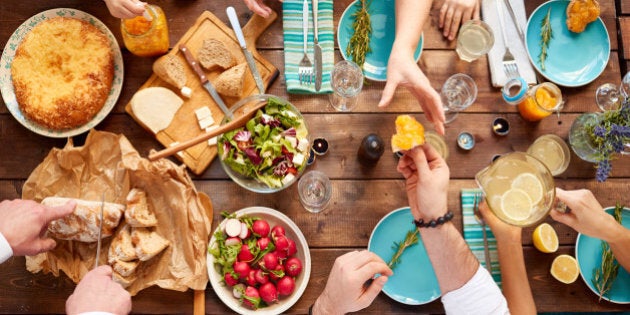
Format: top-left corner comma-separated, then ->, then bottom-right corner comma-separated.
475,152 -> 555,227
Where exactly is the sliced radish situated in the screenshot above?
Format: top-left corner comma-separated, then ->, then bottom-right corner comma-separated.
239,222 -> 250,239
225,219 -> 242,237
225,237 -> 241,247
232,283 -> 245,299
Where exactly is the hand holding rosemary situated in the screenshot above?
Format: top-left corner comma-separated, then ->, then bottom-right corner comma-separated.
346,0 -> 371,68
388,230 -> 419,268
592,203 -> 624,301
539,8 -> 553,71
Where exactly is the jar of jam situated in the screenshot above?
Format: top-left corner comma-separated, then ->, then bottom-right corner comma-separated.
517,82 -> 563,122
121,4 -> 169,57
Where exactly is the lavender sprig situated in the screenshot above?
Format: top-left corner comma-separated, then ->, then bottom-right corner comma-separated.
586,99 -> 630,182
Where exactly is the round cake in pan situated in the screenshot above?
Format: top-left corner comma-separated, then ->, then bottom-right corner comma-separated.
11,17 -> 114,130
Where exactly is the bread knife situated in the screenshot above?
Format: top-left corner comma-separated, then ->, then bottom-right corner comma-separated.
312,0 -> 322,91
94,193 -> 105,269
179,45 -> 233,119
226,7 -> 265,94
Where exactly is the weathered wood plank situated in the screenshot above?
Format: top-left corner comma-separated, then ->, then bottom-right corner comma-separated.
621,17 -> 630,61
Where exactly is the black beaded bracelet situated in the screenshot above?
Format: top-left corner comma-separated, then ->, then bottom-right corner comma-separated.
412,211 -> 454,228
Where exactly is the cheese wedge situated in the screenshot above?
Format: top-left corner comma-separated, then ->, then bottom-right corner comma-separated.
130,87 -> 183,134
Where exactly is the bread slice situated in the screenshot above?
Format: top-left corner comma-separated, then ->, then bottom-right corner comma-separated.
125,188 -> 158,227
108,224 -> 137,263
112,259 -> 139,278
112,270 -> 136,289
42,197 -> 125,242
153,55 -> 187,89
566,0 -> 600,33
215,63 -> 247,98
198,38 -> 236,71
131,227 -> 170,261
130,87 -> 183,134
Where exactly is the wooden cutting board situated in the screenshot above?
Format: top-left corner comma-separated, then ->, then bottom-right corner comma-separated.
125,10 -> 279,175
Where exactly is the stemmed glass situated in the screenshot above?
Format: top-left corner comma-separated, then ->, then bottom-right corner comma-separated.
441,73 -> 478,123
621,71 -> 630,101
595,83 -> 621,112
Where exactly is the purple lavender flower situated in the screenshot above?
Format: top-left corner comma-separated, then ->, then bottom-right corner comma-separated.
610,124 -> 630,137
596,160 -> 612,182
594,126 -> 607,138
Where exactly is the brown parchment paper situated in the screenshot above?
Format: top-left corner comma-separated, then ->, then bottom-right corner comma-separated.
22,130 -> 213,296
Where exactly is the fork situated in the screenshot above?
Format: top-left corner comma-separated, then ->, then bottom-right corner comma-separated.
473,192 -> 492,273
497,0 -> 518,79
298,0 -> 314,85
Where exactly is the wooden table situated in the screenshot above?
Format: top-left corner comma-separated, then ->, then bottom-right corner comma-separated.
1,0 -> 630,313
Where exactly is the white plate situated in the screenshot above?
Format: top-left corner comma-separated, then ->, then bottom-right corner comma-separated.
207,207 -> 311,314
0,8 -> 124,138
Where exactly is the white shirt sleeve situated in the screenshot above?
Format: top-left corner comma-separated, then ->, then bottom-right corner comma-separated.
0,232 -> 13,264
441,265 -> 509,315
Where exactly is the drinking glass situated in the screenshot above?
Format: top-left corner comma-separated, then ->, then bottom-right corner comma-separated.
298,170 -> 332,213
456,20 -> 495,62
329,60 -> 363,111
595,83 -> 621,112
621,71 -> 630,101
441,73 -> 478,123
527,134 -> 570,176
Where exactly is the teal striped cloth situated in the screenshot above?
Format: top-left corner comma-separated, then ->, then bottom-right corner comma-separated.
462,189 -> 502,288
282,0 -> 334,94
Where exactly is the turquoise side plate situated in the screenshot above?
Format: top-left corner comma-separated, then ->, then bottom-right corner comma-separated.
525,0 -> 609,87
576,207 -> 630,304
337,0 -> 423,81
368,207 -> 441,305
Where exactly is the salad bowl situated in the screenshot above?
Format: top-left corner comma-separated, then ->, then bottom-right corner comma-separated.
218,94 -> 309,193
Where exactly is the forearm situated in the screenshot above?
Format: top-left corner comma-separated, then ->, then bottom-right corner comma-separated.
607,224 -> 630,273
393,0 -> 432,54
495,240 -> 536,315
419,222 -> 478,293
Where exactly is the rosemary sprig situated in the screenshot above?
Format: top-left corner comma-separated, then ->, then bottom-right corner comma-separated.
591,203 -> 624,302
388,230 -> 419,269
346,0 -> 371,68
539,7 -> 553,71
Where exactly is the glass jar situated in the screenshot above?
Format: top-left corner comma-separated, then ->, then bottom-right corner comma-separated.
568,112 -> 601,163
517,82 -> 563,122
121,4 -> 169,57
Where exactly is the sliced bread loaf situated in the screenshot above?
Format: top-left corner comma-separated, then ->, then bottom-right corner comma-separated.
125,188 -> 158,227
131,227 -> 170,261
214,63 -> 247,98
198,38 -> 236,71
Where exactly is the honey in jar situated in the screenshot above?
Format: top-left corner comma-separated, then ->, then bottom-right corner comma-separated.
517,82 -> 563,122
121,4 -> 169,57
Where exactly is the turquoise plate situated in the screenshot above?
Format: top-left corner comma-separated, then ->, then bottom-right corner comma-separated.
368,207 -> 440,305
525,0 -> 609,87
337,0 -> 422,81
576,207 -> 630,304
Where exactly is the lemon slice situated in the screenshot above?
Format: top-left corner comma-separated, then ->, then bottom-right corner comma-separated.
550,254 -> 579,284
500,188 -> 533,221
511,173 -> 544,205
533,223 -> 559,253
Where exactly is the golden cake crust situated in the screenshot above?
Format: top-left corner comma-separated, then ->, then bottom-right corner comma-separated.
11,17 -> 114,130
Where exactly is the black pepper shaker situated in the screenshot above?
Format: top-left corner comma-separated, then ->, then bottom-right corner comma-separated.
358,133 -> 384,163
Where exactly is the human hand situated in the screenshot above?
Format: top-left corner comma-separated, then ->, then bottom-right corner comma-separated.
0,199 -> 75,256
378,50 -> 445,135
244,0 -> 281,18
103,0 -> 147,19
439,0 -> 480,41
478,200 -> 521,243
550,188 -> 619,242
66,265 -> 132,315
396,144 -> 450,220
313,250 -> 393,315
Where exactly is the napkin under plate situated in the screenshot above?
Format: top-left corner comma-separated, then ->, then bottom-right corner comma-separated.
462,188 -> 502,288
482,0 -> 537,87
282,0 -> 334,94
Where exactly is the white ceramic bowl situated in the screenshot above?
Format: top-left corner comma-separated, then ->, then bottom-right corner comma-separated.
207,207 -> 311,315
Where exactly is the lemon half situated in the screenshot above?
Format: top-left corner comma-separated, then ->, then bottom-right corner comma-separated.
550,254 -> 579,284
533,223 -> 559,253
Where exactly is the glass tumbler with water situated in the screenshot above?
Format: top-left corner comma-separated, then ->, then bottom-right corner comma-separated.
298,170 -> 332,213
456,20 -> 494,62
441,73 -> 478,123
329,60 -> 364,111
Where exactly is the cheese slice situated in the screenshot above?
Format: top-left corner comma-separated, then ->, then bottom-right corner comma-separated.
131,87 -> 183,134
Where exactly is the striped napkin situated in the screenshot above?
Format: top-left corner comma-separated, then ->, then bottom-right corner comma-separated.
482,0 -> 537,87
461,189 -> 502,288
282,0 -> 334,94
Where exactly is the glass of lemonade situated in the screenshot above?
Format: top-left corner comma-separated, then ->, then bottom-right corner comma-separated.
456,20 -> 495,62
475,152 -> 555,227
527,134 -> 571,176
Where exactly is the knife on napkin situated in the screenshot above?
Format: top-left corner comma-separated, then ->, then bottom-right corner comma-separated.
312,0 -> 322,91
179,45 -> 233,119
227,6 -> 265,94
94,193 -> 105,269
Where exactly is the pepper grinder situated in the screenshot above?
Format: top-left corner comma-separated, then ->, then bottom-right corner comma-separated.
358,133 -> 384,164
